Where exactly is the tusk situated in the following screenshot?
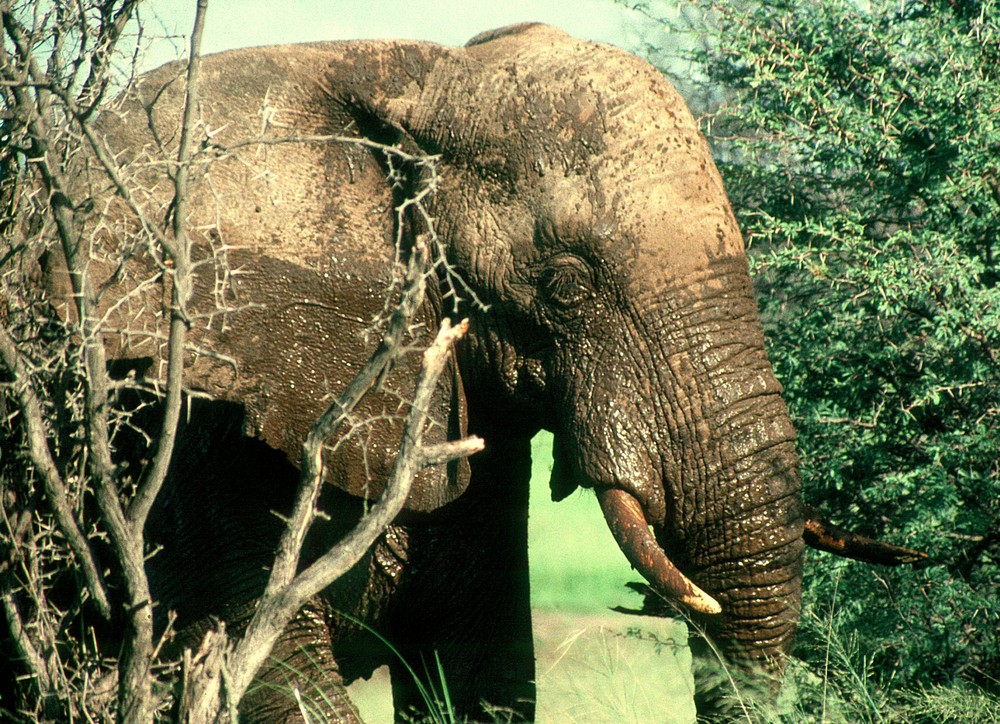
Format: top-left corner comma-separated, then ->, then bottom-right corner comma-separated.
597,488 -> 722,615
803,505 -> 928,566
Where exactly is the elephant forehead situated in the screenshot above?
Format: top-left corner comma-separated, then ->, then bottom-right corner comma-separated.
526,169 -> 742,297
538,154 -> 744,263
384,30 -> 663,171
467,31 -> 691,153
614,174 -> 746,279
429,26 -> 746,273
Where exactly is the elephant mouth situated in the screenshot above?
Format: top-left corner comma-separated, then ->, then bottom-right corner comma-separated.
597,488 -> 722,616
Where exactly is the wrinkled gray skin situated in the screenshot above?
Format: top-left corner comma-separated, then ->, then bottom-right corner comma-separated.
63,23 -> 804,721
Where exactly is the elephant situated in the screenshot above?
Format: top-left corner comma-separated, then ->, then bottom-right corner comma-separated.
33,22 -> 925,722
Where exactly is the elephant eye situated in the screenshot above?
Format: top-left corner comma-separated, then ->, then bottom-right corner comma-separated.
541,256 -> 595,308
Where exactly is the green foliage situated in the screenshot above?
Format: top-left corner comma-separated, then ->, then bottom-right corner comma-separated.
634,0 -> 1000,696
756,608 -> 1000,723
891,682 -> 1000,723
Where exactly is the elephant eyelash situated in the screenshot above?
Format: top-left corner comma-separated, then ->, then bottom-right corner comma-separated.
541,259 -> 595,307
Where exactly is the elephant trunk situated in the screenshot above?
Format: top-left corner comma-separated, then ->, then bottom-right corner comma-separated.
607,387 -> 804,700
564,268 -> 806,697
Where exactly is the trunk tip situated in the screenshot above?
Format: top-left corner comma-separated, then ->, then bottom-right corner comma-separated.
803,506 -> 929,566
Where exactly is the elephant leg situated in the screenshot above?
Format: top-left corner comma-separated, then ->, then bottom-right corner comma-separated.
142,400 -> 363,722
387,435 -> 535,722
240,601 -> 362,724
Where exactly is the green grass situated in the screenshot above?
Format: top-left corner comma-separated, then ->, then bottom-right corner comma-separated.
534,615 -> 695,723
527,431 -> 643,614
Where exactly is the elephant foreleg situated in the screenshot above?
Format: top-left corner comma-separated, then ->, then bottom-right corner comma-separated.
387,436 -> 536,721
241,601 -> 362,724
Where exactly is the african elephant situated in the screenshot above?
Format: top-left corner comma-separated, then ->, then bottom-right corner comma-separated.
39,22 -> 921,722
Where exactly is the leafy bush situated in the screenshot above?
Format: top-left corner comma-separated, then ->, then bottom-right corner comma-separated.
632,0 -> 1000,696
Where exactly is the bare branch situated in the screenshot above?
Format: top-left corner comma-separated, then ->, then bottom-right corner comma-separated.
1,591 -> 53,704
77,0 -> 140,117
70,109 -> 177,256
112,3 -> 210,721
126,0 -> 207,534
177,624 -> 232,724
226,317 -> 482,705
419,437 -> 486,467
2,7 -> 130,575
289,318 -> 479,602
1,2 -> 221,719
263,233 -> 433,601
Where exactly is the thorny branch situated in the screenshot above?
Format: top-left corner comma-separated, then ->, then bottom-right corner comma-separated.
218,316 -> 482,712
0,325 -> 111,619
111,3 -> 209,722
2,2 -> 484,721
0,1 -> 208,720
125,0 -> 205,535
77,0 -> 142,117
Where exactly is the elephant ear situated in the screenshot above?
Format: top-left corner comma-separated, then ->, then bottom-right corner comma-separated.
549,434 -> 580,502
65,40 -> 474,514
307,43 -> 477,512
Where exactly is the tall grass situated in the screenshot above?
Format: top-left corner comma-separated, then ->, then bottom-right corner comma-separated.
723,607 -> 1000,724
535,616 -> 694,723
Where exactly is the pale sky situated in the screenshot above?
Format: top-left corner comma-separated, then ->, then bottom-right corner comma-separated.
140,0 -> 648,70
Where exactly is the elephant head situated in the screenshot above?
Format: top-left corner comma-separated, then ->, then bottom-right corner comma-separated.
56,22 -> 924,721
375,23 -> 807,688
